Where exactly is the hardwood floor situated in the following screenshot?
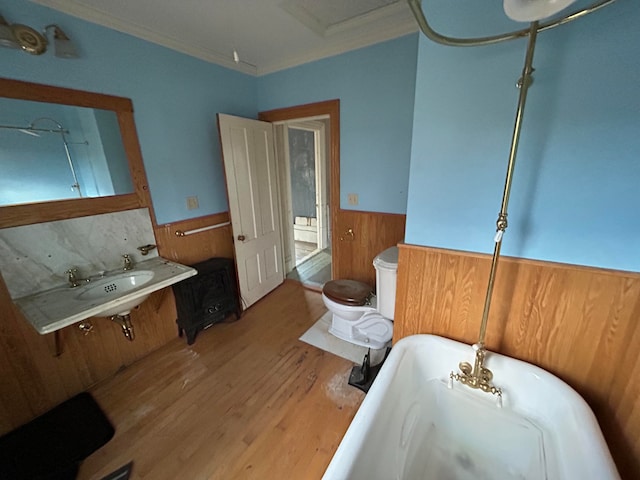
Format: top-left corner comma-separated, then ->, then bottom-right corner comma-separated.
79,281 -> 363,480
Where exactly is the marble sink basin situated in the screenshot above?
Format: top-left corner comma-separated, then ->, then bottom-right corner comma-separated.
75,270 -> 155,317
16,257 -> 197,334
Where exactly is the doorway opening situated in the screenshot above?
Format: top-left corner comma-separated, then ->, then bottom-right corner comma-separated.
273,118 -> 331,289
259,99 -> 340,291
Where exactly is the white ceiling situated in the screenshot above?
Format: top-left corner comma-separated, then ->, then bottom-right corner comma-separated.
31,0 -> 419,76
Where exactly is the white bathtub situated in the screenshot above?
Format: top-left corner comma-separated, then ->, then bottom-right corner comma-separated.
324,335 -> 619,480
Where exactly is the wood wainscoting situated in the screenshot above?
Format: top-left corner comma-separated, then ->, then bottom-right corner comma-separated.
154,211 -> 234,265
393,243 -> 640,479
334,209 -> 406,288
0,273 -> 180,436
0,80 -> 239,438
0,213 -> 235,436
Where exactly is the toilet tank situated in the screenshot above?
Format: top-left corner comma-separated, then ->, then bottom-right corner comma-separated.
373,246 -> 399,320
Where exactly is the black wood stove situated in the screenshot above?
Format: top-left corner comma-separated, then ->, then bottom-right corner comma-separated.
172,257 -> 241,345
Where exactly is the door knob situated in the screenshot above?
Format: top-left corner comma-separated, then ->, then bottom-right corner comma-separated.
237,234 -> 246,241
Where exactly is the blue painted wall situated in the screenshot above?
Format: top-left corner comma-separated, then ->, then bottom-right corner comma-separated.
405,0 -> 640,272
258,35 -> 419,214
3,0 -> 257,224
4,0 -> 417,220
7,1 -> 636,272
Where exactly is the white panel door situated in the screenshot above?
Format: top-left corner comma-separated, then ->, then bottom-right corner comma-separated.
217,114 -> 284,308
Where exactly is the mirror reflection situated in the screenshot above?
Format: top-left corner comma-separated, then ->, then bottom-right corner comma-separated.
0,97 -> 134,206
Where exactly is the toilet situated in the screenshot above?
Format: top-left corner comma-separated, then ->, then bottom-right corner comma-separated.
322,246 -> 398,349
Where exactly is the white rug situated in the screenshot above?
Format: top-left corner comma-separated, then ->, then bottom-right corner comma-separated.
299,311 -> 388,365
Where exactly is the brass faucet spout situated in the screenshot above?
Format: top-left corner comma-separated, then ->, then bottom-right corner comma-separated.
137,244 -> 156,256
450,343 -> 502,400
122,254 -> 133,271
65,267 -> 90,288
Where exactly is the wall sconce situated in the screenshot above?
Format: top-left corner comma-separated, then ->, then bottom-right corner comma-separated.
45,24 -> 78,58
0,15 -> 19,49
0,12 -> 78,58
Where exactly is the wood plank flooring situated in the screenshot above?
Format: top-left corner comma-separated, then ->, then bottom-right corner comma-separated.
79,281 -> 363,480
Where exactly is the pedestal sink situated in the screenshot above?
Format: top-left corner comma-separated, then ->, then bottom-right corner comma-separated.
75,270 -> 155,316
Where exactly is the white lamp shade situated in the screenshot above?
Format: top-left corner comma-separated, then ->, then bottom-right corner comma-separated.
504,0 -> 578,21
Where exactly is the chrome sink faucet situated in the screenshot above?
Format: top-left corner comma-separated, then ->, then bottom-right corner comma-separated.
123,254 -> 134,271
65,267 -> 89,288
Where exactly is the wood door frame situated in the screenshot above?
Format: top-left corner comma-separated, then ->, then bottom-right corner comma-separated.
259,100 -> 339,280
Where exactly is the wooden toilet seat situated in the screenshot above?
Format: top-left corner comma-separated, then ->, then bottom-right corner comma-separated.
323,280 -> 373,306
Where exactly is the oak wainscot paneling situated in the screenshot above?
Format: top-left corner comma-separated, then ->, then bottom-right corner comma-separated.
0,213 -> 235,435
334,209 -> 406,288
393,243 -> 640,479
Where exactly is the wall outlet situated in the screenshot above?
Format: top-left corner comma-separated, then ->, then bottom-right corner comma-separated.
186,196 -> 199,210
347,193 -> 359,206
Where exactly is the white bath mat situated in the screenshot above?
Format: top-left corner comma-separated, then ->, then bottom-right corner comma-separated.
299,311 -> 387,364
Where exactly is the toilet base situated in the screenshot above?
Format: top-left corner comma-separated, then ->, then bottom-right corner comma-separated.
328,311 -> 393,350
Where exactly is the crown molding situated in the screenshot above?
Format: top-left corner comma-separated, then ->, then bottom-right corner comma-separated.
257,19 -> 418,76
29,0 -> 257,75
325,2 -> 411,36
29,0 -> 417,78
279,0 -> 327,37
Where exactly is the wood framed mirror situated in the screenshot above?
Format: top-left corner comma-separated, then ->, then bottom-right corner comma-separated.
0,78 -> 153,229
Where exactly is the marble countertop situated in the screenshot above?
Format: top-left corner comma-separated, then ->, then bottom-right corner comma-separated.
15,257 -> 197,334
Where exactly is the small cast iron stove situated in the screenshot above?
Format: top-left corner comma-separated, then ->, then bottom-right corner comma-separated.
172,257 -> 241,345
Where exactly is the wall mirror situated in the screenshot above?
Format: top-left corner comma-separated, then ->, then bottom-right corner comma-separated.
0,78 -> 152,229
0,97 -> 133,206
